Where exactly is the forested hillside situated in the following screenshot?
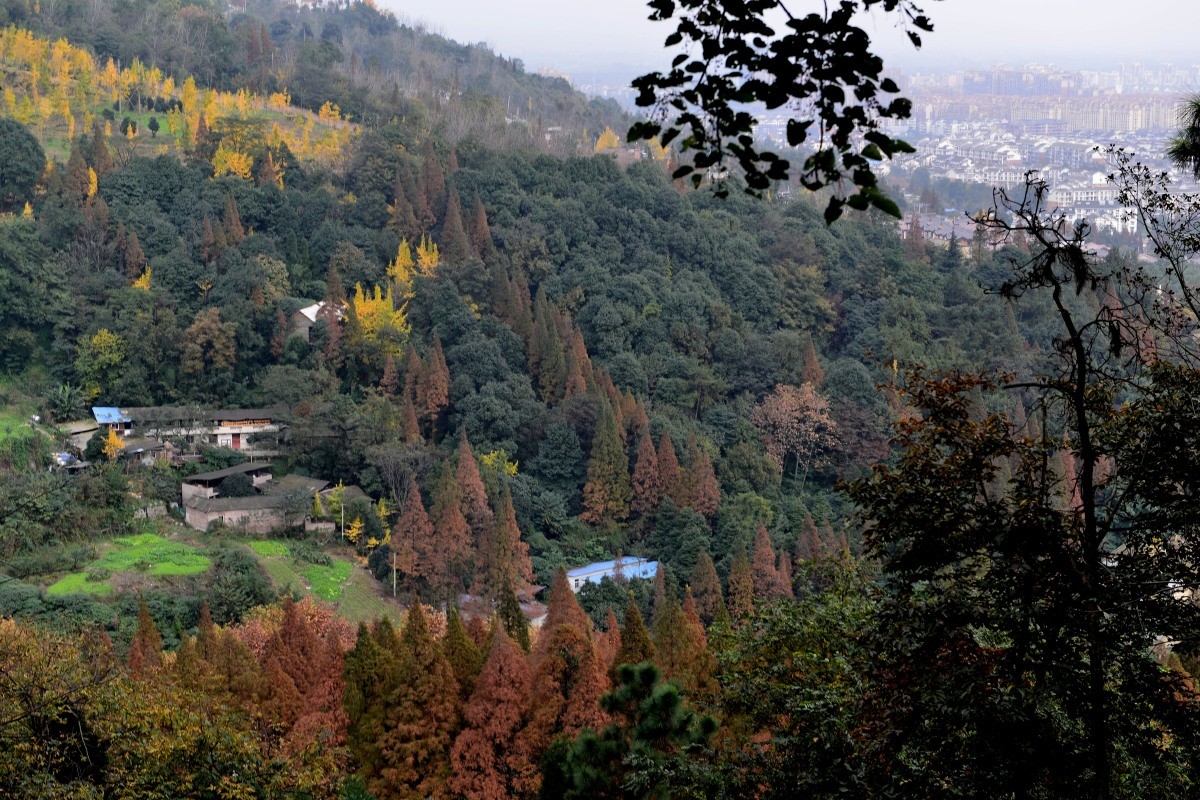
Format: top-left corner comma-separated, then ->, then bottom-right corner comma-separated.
1,0 -> 628,147
5,1 -> 1198,798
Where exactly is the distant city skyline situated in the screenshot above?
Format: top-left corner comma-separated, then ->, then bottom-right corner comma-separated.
379,0 -> 1200,79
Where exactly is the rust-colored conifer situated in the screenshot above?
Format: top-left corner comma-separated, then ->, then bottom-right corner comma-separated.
393,477 -> 434,594
380,353 -> 400,397
429,467 -> 473,602
727,547 -> 755,620
630,432 -> 663,517
683,435 -> 720,518
449,628 -> 536,799
688,550 -> 722,626
456,434 -> 494,554
377,602 -> 460,799
128,597 -> 163,677
751,523 -> 790,599
612,595 -> 655,673
657,429 -> 683,506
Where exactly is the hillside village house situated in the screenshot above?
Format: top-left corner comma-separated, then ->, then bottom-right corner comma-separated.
181,467 -> 332,534
290,301 -> 343,343
91,405 -> 282,458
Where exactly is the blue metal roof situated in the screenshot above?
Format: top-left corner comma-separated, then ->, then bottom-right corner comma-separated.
566,556 -> 658,586
92,407 -> 131,424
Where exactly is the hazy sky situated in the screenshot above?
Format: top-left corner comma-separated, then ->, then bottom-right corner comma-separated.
378,0 -> 1200,77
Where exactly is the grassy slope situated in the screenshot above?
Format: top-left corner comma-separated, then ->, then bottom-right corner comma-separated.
46,531 -> 211,596
244,539 -> 400,624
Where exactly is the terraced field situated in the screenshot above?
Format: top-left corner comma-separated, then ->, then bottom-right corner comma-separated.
47,532 -> 211,596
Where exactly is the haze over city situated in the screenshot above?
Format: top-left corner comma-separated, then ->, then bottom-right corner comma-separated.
381,0 -> 1200,76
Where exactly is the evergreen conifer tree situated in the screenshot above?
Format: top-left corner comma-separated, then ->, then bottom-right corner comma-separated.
439,187 -> 470,266
443,605 -> 484,700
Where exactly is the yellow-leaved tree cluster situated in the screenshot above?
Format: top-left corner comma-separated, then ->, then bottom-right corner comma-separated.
0,25 -> 353,168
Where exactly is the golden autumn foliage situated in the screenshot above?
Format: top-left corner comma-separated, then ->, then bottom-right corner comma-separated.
0,27 -> 352,166
416,234 -> 440,276
388,239 -> 417,298
351,282 -> 411,356
132,267 -> 152,290
212,141 -> 254,179
102,426 -> 124,460
594,125 -> 620,151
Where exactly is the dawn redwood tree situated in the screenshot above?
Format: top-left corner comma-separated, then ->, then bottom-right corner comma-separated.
429,467 -> 473,603
535,569 -> 594,664
795,512 -> 825,563
449,628 -> 537,800
682,435 -> 720,518
801,335 -> 825,385
520,623 -> 608,785
612,595 -> 655,676
727,547 -> 755,620
380,354 -> 400,397
418,337 -> 450,439
595,610 -> 622,674
688,551 -> 722,626
631,433 -> 663,517
651,588 -> 716,698
378,602 -> 460,800
403,347 -> 424,404
392,476 -> 433,593
656,430 -> 683,506
456,433 -> 494,555
581,407 -> 631,527
751,523 -> 791,600
128,597 -> 163,677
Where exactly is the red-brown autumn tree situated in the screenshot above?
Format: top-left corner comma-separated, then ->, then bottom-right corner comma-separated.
429,467 -> 473,603
630,432 -> 663,517
656,430 -> 683,506
377,602 -> 460,800
449,628 -> 537,799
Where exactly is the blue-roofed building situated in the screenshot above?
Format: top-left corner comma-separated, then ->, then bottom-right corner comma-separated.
92,406 -> 132,435
566,556 -> 658,593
